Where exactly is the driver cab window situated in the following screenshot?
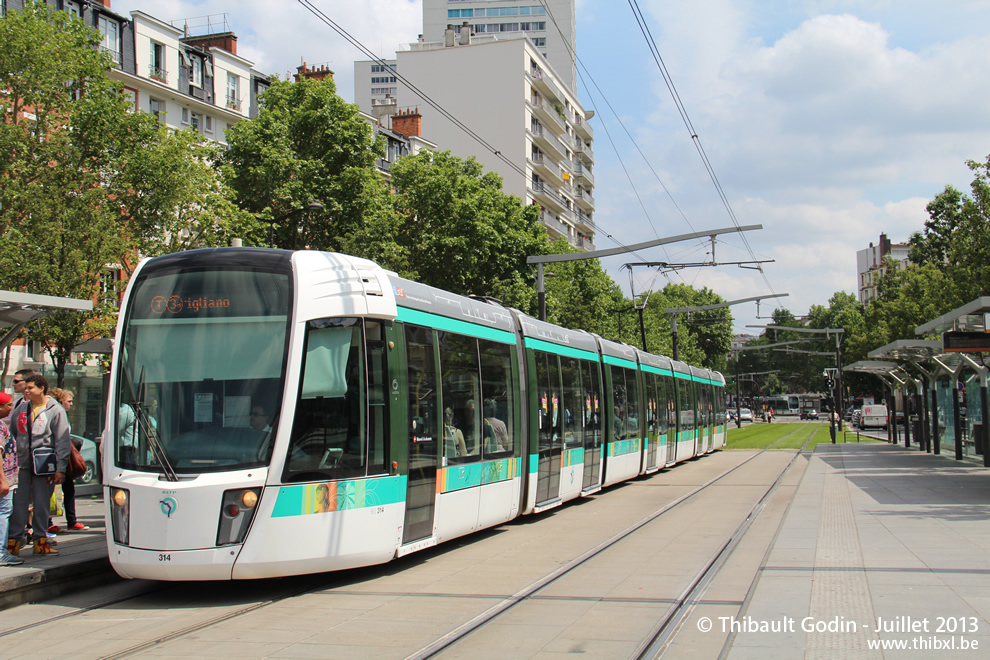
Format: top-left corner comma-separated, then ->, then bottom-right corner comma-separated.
283,318 -> 385,482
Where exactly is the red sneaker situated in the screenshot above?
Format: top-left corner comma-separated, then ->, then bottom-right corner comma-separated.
68,523 -> 90,531
48,525 -> 62,533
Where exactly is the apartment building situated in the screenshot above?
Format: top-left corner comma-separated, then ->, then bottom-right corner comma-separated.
422,0 -> 576,93
0,1 -> 268,439
856,233 -> 911,305
395,30 -> 595,250
354,58 -> 399,118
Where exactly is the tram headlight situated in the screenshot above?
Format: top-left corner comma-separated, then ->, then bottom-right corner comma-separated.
109,487 -> 130,546
216,488 -> 262,546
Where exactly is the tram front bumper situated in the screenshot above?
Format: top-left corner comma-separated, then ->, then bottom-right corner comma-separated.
109,544 -> 240,581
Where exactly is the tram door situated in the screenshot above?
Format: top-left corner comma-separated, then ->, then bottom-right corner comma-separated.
582,360 -> 603,491
535,352 -> 563,504
644,373 -> 659,471
402,326 -> 438,544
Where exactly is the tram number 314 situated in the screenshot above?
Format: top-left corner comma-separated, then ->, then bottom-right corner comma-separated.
159,553 -> 171,562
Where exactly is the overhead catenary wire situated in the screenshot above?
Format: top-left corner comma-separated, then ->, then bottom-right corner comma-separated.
625,0 -> 782,299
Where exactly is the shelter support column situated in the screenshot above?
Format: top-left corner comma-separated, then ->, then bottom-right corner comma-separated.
931,377 -> 940,455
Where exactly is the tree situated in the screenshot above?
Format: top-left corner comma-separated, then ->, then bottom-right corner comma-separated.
387,150 -> 548,309
222,76 -> 396,252
542,239 -> 625,336
0,4 -> 243,385
0,4 -> 141,385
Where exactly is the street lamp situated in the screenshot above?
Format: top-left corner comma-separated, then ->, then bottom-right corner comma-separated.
268,201 -> 324,249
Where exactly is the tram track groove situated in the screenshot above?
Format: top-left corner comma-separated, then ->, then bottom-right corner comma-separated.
634,434 -> 814,658
1,428 -> 817,658
405,442 -> 806,660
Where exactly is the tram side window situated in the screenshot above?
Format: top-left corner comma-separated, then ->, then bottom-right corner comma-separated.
439,332 -> 482,464
479,339 -> 515,456
610,366 -> 627,442
284,318 -> 368,482
365,321 -> 388,475
625,368 -> 642,441
561,357 -> 584,450
680,379 -> 696,435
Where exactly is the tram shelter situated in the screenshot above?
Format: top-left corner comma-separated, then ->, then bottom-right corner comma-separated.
0,289 -> 94,352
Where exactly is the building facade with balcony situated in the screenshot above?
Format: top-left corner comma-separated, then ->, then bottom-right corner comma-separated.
394,32 -> 595,250
0,1 -> 269,440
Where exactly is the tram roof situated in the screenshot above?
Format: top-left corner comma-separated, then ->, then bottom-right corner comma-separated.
635,348 -> 672,371
514,313 -> 599,354
597,336 -> 639,363
0,290 -> 94,352
386,274 -> 516,334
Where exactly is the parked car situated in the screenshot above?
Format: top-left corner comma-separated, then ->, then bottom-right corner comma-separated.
800,409 -> 819,420
738,408 -> 754,422
73,434 -> 101,485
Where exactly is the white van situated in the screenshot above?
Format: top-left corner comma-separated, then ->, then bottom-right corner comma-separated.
860,404 -> 888,429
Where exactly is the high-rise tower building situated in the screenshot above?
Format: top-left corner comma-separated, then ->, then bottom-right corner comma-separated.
421,0 -> 576,93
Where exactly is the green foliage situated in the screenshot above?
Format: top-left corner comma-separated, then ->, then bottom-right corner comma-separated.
222,76 -> 394,251
0,3 -> 244,384
387,150 -> 548,308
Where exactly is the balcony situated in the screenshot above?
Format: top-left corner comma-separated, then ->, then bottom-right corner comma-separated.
575,208 -> 595,232
573,162 -> 594,186
572,234 -> 595,251
527,97 -> 566,135
573,113 -> 593,141
574,187 -> 594,211
529,154 -> 564,186
539,210 -> 571,240
528,66 -> 563,103
574,137 -> 594,164
148,66 -> 168,84
529,123 -> 567,162
101,46 -> 121,68
530,181 -> 568,213
226,97 -> 241,112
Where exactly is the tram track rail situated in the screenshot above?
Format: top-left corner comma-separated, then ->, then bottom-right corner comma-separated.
0,427 -> 821,658
406,432 -> 816,660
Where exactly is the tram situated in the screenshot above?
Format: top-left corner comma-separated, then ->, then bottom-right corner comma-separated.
104,248 -> 726,580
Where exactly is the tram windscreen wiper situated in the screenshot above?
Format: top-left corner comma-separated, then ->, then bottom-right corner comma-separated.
134,367 -> 178,482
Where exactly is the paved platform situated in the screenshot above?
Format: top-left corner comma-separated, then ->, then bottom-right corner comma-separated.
5,443 -> 990,659
0,491 -> 113,611
729,442 -> 990,658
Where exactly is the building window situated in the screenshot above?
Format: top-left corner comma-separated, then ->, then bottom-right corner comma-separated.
150,41 -> 167,82
204,115 -> 213,134
99,16 -> 120,63
190,112 -> 201,132
149,97 -> 165,123
190,57 -> 203,88
531,37 -> 546,47
100,269 -> 121,308
64,1 -> 81,17
226,73 -> 239,110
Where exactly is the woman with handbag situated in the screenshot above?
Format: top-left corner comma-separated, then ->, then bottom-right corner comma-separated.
48,388 -> 88,533
6,374 -> 70,556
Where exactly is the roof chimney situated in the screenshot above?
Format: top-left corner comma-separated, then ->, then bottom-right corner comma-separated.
392,108 -> 422,139
445,25 -> 456,47
459,21 -> 472,45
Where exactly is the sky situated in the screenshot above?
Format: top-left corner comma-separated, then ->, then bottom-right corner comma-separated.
111,0 -> 990,333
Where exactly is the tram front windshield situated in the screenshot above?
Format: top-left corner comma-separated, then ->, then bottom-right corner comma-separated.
116,268 -> 291,474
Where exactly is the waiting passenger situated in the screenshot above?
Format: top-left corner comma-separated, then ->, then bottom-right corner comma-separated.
483,399 -> 510,452
443,408 -> 467,460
